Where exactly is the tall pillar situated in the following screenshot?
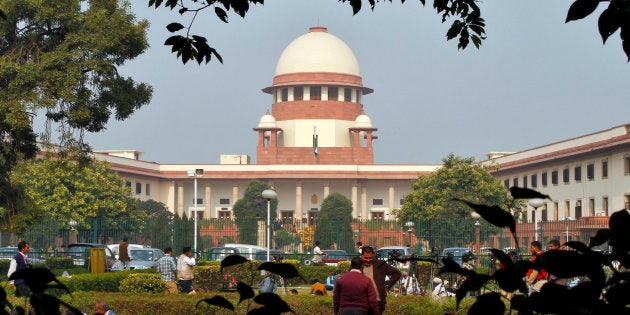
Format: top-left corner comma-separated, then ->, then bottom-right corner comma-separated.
177,183 -> 184,217
351,183 -> 358,218
296,182 -> 303,221
361,184 -> 367,220
167,181 -> 176,214
324,183 -> 330,199
205,185 -> 212,218
232,184 -> 239,218
388,186 -> 395,211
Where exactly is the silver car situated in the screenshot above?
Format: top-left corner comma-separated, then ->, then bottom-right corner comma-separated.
111,248 -> 164,271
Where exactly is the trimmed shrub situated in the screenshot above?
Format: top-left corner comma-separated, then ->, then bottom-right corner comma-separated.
119,273 -> 165,293
60,270 -> 156,292
45,257 -> 75,270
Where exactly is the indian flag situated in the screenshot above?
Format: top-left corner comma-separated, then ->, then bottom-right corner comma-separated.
313,133 -> 318,156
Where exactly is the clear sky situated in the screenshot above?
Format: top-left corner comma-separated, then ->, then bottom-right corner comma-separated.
75,0 -> 630,165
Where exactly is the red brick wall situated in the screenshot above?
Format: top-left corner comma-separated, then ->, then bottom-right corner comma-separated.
257,146 -> 373,165
272,101 -> 363,121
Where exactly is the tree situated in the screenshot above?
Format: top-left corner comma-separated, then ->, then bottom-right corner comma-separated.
313,192 -> 355,253
232,180 -> 277,245
10,155 -> 146,231
136,199 -> 174,249
145,0 -> 629,65
398,153 -> 515,248
0,0 -> 152,155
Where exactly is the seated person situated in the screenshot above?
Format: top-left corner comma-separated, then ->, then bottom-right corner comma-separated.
325,272 -> 339,291
309,279 -> 327,296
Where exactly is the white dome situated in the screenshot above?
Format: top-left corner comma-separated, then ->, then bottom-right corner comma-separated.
275,27 -> 360,76
354,114 -> 373,128
257,112 -> 277,128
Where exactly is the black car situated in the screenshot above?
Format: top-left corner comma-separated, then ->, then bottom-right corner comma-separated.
67,243 -> 116,270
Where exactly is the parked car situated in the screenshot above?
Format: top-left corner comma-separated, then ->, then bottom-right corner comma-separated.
67,243 -> 117,270
254,249 -> 286,262
377,246 -> 411,268
207,246 -> 240,261
222,243 -> 267,260
321,249 -> 349,266
441,247 -> 473,266
111,248 -> 164,271
0,247 -> 45,264
107,243 -> 146,260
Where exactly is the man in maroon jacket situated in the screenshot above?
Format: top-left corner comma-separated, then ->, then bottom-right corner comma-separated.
333,257 -> 380,315
360,246 -> 401,314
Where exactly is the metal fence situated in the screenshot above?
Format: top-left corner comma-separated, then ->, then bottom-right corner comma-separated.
0,214 -> 610,259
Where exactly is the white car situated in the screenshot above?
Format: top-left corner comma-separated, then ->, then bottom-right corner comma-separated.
107,243 -> 147,260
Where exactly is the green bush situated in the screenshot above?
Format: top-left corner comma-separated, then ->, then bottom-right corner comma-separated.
45,257 -> 75,270
119,273 -> 165,293
60,270 -> 156,292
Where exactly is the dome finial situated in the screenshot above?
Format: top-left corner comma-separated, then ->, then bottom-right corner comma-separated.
309,26 -> 327,33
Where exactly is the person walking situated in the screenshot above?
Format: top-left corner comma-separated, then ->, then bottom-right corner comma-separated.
118,237 -> 131,270
359,246 -> 401,314
312,241 -> 325,266
8,241 -> 31,297
177,246 -> 196,294
526,241 -> 548,294
157,247 -> 178,294
333,257 -> 380,315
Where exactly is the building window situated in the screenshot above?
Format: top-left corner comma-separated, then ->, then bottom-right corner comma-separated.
587,163 -> 594,180
280,211 -> 294,221
344,88 -> 352,101
310,86 -> 321,100
531,174 -> 537,188
371,212 -> 384,220
523,176 -> 528,188
551,170 -> 558,185
399,199 -> 404,205
355,89 -> 361,103
541,206 -> 548,222
564,201 -> 570,218
553,202 -> 559,221
192,198 -> 203,205
602,197 -> 608,216
574,166 -> 582,181
562,168 -> 570,183
328,87 -> 338,100
589,198 -> 595,216
219,198 -> 230,205
294,86 -> 303,100
542,172 -> 548,187
218,210 -> 231,220
372,199 -> 383,206
513,177 -> 518,187
503,179 -> 509,188
602,160 -> 608,178
135,182 -> 141,194
625,157 -> 630,175
125,181 -> 131,188
575,200 -> 582,219
145,184 -> 150,196
281,88 -> 288,102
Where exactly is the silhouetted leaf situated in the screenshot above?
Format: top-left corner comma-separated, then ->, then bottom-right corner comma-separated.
489,248 -> 514,270
10,268 -> 70,295
349,0 -> 361,15
598,8 -> 621,44
537,250 -> 590,278
446,20 -> 463,40
196,295 -> 235,311
604,281 -> 630,306
590,228 -> 612,247
221,255 -> 249,271
468,292 -> 505,315
566,0 -> 600,22
166,22 -> 185,32
509,187 -> 551,200
509,294 -> 529,312
456,273 -> 490,309
215,7 -> 229,23
253,293 -> 294,313
492,268 -> 527,293
453,199 -> 518,246
257,262 -> 303,280
609,209 -> 630,252
237,282 -> 255,304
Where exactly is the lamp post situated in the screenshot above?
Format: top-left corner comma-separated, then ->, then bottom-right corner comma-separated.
69,220 -> 78,244
528,198 -> 545,242
471,212 -> 481,266
562,216 -> 574,243
405,221 -> 414,247
262,189 -> 277,262
188,169 -> 204,255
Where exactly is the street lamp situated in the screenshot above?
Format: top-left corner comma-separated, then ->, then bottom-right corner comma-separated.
562,217 -> 575,243
471,212 -> 481,266
188,168 -> 203,255
528,198 -> 545,241
262,189 -> 278,262
69,220 -> 78,244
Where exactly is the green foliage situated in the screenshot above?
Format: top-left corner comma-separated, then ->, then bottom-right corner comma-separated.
232,180 -> 277,245
45,257 -> 75,270
11,157 -> 146,230
60,270 -> 146,292
313,193 -> 355,253
136,199 -> 173,250
274,229 -> 298,248
119,273 -> 165,293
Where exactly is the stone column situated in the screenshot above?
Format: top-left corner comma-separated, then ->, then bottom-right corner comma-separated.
361,184 -> 367,220
177,183 -> 184,217
205,185 -> 212,218
351,183 -> 358,218
296,182 -> 303,221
